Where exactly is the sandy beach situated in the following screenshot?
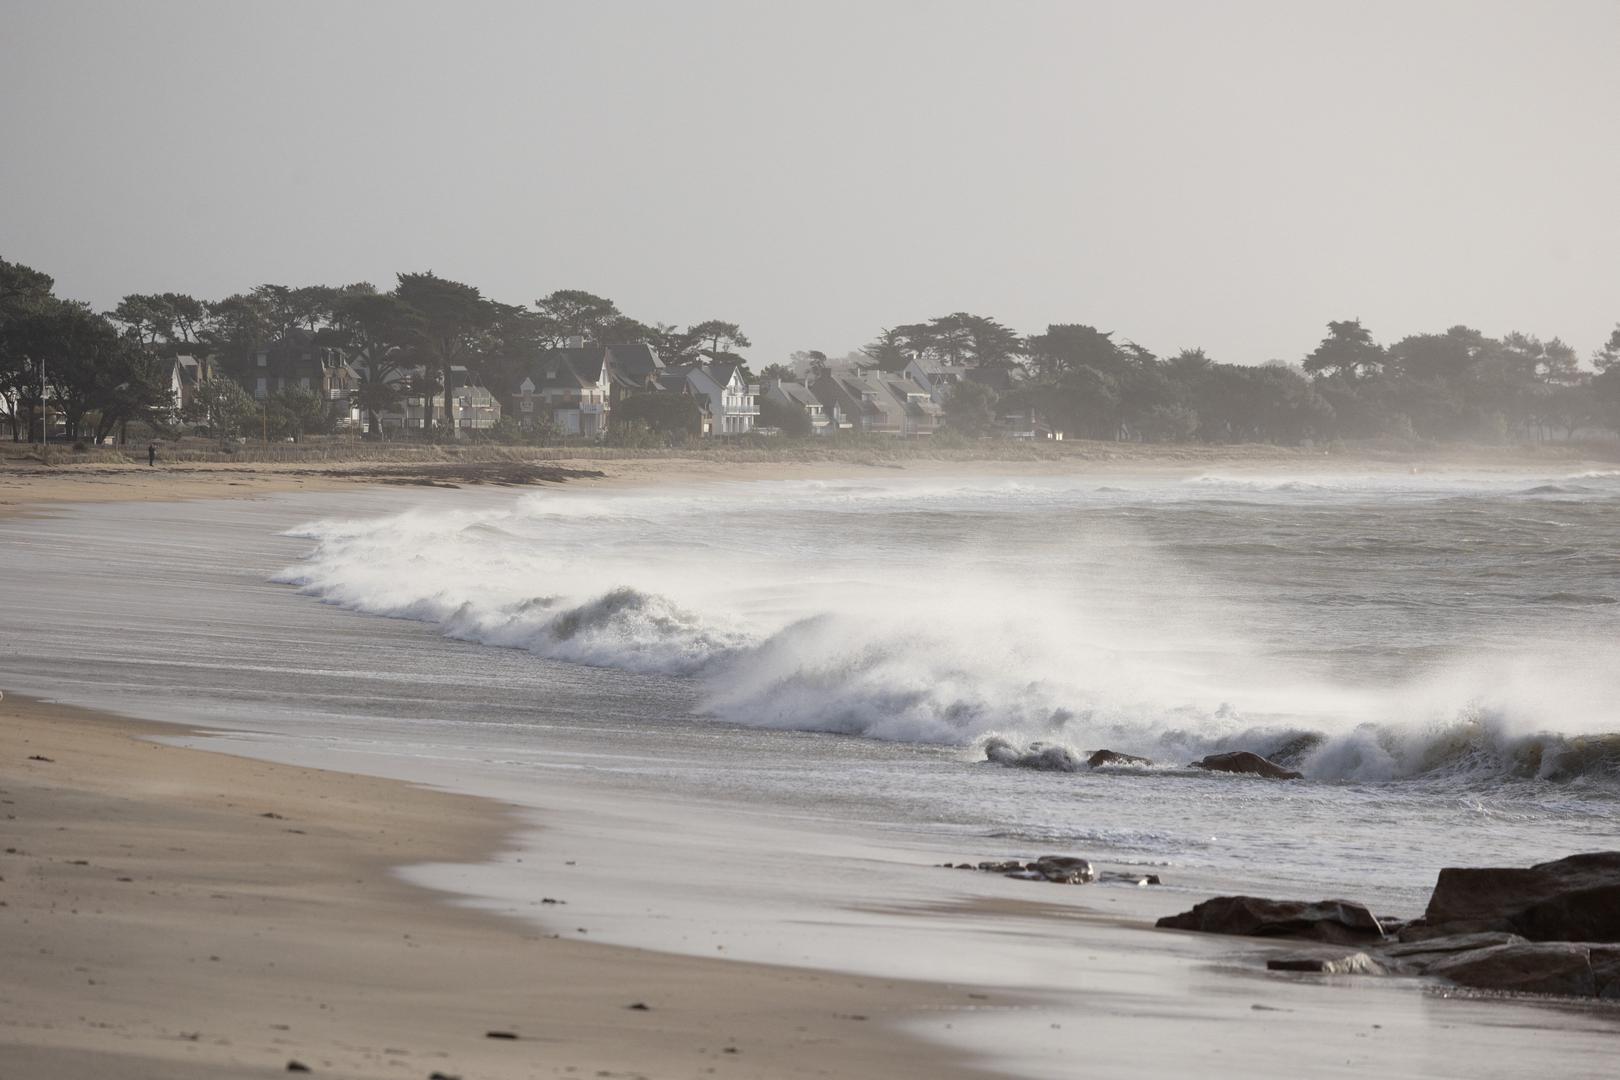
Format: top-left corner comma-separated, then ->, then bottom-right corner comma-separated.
3,437 -> 1615,519
0,694 -> 986,1079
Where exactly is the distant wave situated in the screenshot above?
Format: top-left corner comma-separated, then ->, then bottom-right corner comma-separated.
1514,483 -> 1598,496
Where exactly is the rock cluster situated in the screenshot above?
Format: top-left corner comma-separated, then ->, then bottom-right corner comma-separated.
941,855 -> 1163,886
1155,850 -> 1620,1000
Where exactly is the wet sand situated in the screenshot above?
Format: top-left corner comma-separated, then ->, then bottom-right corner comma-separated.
0,694 -> 988,1079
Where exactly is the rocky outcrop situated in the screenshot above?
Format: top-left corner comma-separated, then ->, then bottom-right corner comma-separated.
1421,851 -> 1620,943
1087,749 -> 1154,768
1188,751 -> 1303,780
1155,896 -> 1386,944
1156,851 -> 1620,1000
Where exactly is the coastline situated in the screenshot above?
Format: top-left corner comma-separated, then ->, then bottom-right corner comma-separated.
0,693 -> 991,1079
5,461 -> 1620,1078
3,437 -> 1615,517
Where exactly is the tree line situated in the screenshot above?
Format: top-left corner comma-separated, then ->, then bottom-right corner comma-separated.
0,255 -> 752,442
800,312 -> 1620,443
5,252 -> 1618,446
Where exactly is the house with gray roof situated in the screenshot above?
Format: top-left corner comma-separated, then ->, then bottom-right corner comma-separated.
511,341 -> 668,438
763,379 -> 833,435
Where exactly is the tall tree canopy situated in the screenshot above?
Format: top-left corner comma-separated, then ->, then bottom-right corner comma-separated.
395,271 -> 495,435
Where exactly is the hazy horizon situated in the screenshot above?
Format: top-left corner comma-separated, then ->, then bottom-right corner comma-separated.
3,0 -> 1617,366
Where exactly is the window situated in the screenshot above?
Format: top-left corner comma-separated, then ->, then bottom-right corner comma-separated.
256,355 -> 267,367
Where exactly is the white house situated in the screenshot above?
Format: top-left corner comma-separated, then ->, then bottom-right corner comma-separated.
663,358 -> 759,436
516,348 -> 613,437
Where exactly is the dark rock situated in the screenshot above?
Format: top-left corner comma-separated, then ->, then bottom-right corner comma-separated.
1267,951 -> 1385,975
1029,855 -> 1096,884
485,1030 -> 518,1040
626,1001 -> 651,1011
1087,749 -> 1153,768
1189,751 -> 1303,780
1422,851 -> 1620,942
1591,946 -> 1620,999
429,1073 -> 462,1080
27,755 -> 53,763
1426,942 -> 1597,997
286,1063 -> 311,1073
1156,896 -> 1386,944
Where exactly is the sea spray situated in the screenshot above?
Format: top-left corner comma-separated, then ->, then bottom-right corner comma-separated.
274,472 -> 1620,787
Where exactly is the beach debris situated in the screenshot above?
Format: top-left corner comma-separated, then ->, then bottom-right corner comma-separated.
285,1062 -> 311,1073
1156,896 -> 1386,944
429,1073 -> 462,1080
1087,749 -> 1154,768
1188,751 -> 1302,780
485,1030 -> 519,1040
626,1001 -> 651,1011
260,811 -> 285,819
26,754 -> 53,763
1413,851 -> 1620,943
1267,952 -> 1386,976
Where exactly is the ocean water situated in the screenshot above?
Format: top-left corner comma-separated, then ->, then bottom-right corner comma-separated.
4,467 -> 1619,915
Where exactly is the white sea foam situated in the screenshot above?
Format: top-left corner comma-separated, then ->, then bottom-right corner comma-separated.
276,474 -> 1620,786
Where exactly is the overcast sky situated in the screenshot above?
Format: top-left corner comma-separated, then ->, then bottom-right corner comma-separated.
3,0 -> 1617,366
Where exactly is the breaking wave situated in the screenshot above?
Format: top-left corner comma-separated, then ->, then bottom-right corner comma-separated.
276,478 -> 1620,790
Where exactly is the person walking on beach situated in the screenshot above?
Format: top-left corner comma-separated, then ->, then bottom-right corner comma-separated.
147,442 -> 156,467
